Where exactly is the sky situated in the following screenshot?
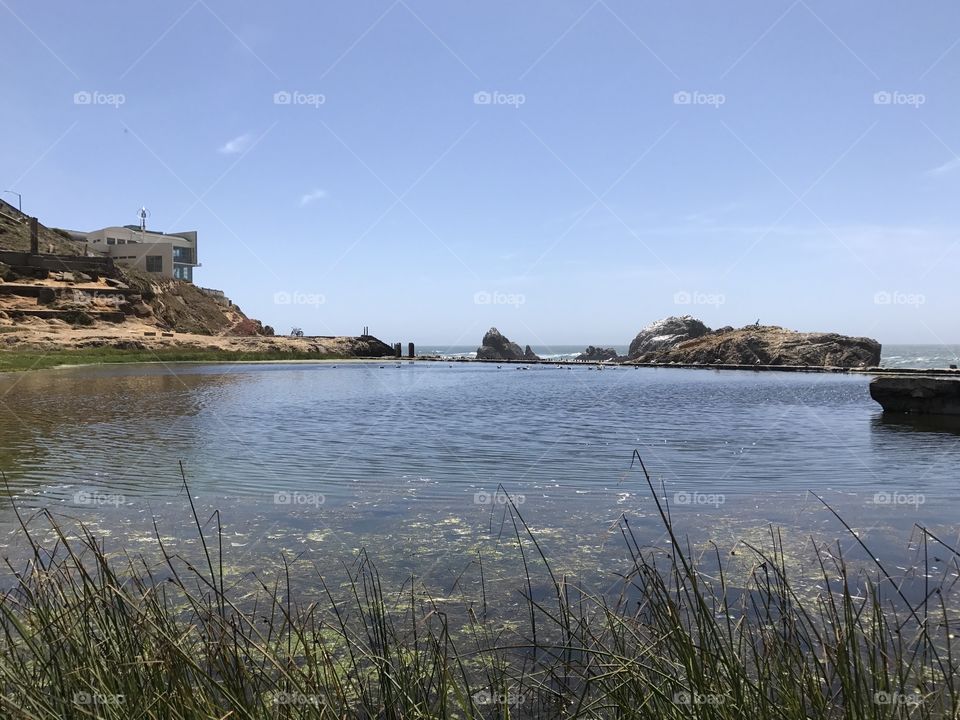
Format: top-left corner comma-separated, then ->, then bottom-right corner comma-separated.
2,1 -> 959,347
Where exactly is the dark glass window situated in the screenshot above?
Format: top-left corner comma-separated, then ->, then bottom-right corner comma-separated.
145,256 -> 163,273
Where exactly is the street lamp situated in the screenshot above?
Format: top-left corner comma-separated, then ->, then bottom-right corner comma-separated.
2,190 -> 21,212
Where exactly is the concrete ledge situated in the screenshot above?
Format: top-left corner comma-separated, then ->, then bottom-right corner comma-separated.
5,309 -> 126,323
870,376 -> 960,415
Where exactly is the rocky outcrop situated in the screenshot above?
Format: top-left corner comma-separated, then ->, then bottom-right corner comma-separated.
476,328 -> 539,361
870,376 -> 960,415
628,316 -> 711,358
577,346 -> 620,362
630,323 -> 881,368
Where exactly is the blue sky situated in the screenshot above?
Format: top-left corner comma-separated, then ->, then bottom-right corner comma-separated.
2,1 -> 959,347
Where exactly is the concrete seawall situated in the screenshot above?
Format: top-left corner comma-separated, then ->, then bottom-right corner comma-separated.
870,376 -> 960,415
414,355 -> 960,376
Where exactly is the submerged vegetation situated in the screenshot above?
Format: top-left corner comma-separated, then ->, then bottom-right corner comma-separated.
1,459 -> 958,719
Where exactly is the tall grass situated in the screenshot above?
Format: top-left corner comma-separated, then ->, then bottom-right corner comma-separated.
1,458 -> 958,718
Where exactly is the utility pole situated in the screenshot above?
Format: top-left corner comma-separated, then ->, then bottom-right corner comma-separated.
2,190 -> 22,212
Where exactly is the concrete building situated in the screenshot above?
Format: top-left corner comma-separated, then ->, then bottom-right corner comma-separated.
69,225 -> 199,282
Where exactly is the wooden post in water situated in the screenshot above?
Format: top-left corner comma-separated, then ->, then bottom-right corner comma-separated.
408,342 -> 415,358
29,217 -> 39,255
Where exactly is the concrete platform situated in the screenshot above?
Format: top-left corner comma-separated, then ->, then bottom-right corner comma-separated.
870,375 -> 960,415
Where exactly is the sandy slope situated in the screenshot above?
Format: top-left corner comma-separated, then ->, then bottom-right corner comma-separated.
0,316 -> 380,356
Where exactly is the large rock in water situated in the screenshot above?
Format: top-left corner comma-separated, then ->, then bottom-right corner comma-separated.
476,328 -> 540,361
628,316 -> 711,358
631,324 -> 881,368
577,345 -> 620,362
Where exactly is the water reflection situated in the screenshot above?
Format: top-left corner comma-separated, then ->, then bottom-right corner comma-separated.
873,411 -> 960,436
0,366 -> 243,496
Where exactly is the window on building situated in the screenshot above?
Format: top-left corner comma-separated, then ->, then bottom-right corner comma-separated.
106,238 -> 115,245
145,256 -> 163,273
173,265 -> 193,282
173,246 -> 193,263
118,238 -> 127,244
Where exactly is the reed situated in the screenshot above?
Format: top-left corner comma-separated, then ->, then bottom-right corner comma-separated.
0,458 -> 957,718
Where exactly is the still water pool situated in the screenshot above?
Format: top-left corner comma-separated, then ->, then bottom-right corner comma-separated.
0,362 -> 957,592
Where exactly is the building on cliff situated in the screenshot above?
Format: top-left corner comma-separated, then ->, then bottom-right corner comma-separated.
66,224 -> 199,282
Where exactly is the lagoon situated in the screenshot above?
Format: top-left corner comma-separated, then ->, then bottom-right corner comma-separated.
1,359 -> 957,589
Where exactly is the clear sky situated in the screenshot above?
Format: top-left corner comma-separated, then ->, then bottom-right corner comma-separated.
2,1 -> 959,347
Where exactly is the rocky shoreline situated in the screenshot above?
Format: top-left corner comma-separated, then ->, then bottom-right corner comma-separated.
476,315 -> 882,370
